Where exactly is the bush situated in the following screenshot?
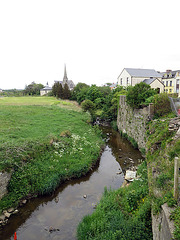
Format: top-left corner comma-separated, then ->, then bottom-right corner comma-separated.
81,100 -> 96,122
126,82 -> 156,109
153,93 -> 171,117
81,100 -> 95,112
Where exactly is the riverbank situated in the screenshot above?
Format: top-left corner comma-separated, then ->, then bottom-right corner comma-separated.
0,97 -> 103,222
77,161 -> 152,240
78,107 -> 180,240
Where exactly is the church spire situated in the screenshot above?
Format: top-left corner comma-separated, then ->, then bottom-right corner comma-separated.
63,64 -> 68,84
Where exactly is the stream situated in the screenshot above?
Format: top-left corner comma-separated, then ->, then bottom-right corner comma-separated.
0,127 -> 143,240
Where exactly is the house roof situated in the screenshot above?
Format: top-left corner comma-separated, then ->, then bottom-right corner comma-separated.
125,68 -> 162,78
110,83 -> 117,88
143,78 -> 155,85
143,78 -> 164,86
160,70 -> 180,79
41,85 -> 52,91
54,80 -> 63,84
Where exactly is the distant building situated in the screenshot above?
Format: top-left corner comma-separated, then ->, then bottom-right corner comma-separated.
160,70 -> 180,95
54,65 -> 75,91
40,83 -> 52,96
0,89 -> 3,92
109,83 -> 117,90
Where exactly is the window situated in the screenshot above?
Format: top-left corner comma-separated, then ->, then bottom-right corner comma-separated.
127,77 -> 129,85
169,89 -> 172,92
120,78 -> 122,85
170,81 -> 172,86
166,81 -> 168,87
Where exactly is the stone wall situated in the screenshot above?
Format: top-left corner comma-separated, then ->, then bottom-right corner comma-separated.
117,95 -> 154,150
117,96 -> 178,239
152,203 -> 175,240
0,172 -> 12,200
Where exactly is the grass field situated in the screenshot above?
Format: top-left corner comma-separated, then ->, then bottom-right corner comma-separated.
0,97 -> 103,212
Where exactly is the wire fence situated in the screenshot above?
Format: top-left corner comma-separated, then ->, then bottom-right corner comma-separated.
168,97 -> 180,116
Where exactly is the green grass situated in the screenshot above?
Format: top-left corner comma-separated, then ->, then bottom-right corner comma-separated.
77,161 -> 152,240
0,97 -> 103,212
0,96 -> 58,105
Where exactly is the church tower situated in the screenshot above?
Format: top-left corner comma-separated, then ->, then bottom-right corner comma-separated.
63,64 -> 68,85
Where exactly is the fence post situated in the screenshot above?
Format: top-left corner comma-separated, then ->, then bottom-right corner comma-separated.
174,157 -> 179,201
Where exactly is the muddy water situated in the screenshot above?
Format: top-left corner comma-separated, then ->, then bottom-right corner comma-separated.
0,127 -> 143,240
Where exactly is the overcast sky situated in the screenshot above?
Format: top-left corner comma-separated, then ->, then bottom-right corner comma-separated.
0,0 -> 180,89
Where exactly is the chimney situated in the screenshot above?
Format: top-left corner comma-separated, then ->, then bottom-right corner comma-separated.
166,69 -> 172,72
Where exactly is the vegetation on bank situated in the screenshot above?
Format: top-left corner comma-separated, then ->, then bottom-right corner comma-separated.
146,116 -> 180,239
0,97 -> 103,213
77,161 -> 152,240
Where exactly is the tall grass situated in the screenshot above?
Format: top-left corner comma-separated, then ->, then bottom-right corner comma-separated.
0,97 -> 103,212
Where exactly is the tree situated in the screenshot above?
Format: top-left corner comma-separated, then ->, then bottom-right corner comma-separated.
63,83 -> 71,99
24,82 -> 44,95
126,82 -> 157,109
57,83 -> 64,99
86,85 -> 102,102
71,82 -> 90,102
52,82 -> 59,97
81,99 -> 96,122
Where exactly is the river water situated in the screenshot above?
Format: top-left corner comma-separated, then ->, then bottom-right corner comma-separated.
0,127 -> 143,240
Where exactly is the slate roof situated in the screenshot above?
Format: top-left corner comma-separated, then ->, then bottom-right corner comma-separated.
40,85 -> 52,91
110,83 -> 117,88
143,78 -> 155,85
143,78 -> 164,86
125,68 -> 162,78
54,80 -> 63,84
160,70 -> 180,79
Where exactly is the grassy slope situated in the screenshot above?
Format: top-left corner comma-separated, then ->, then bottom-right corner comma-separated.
0,97 -> 103,212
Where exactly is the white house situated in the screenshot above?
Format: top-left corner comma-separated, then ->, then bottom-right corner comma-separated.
40,83 -> 52,96
118,68 -> 162,87
143,78 -> 164,93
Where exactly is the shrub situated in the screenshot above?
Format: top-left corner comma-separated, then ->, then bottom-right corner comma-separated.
153,93 -> 171,117
81,99 -> 95,112
126,82 -> 156,109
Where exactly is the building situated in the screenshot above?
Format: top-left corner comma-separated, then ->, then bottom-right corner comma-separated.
117,68 -> 164,92
40,83 -> 52,96
118,68 -> 162,87
54,65 -> 75,91
0,89 -> 3,92
160,70 -> 180,95
109,83 -> 117,90
143,78 -> 164,93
